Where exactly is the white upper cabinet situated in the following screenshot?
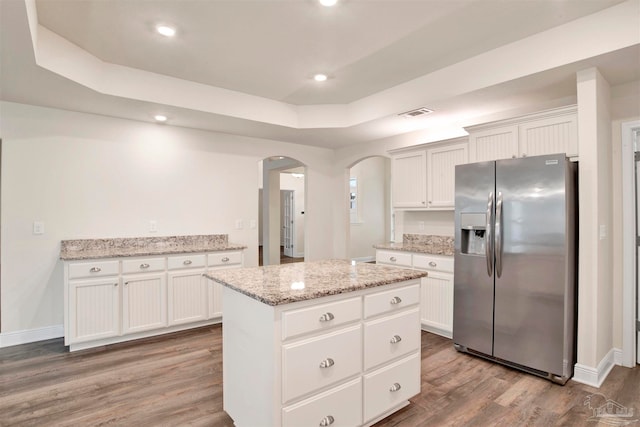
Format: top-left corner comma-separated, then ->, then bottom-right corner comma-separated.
391,150 -> 426,208
467,106 -> 578,162
426,142 -> 468,209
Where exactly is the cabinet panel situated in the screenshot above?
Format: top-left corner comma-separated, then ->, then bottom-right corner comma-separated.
122,257 -> 165,274
69,277 -> 120,343
391,151 -> 426,208
420,272 -> 454,337
282,297 -> 361,340
207,251 -> 242,267
167,254 -> 206,270
375,250 -> 412,267
519,115 -> 578,158
426,142 -> 468,208
122,273 -> 167,334
168,271 -> 208,325
364,284 -> 420,319
364,307 -> 420,370
68,260 -> 119,279
469,125 -> 518,162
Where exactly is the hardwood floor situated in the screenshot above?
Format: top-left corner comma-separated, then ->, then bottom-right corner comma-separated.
1,326 -> 638,426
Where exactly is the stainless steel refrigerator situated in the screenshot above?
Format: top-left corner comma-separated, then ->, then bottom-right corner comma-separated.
453,153 -> 577,384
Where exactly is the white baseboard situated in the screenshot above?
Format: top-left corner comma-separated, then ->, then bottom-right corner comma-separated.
352,256 -> 375,263
572,347 -> 621,388
421,322 -> 453,339
0,324 -> 64,348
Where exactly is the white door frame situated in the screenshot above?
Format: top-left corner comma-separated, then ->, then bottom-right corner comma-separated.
621,119 -> 639,367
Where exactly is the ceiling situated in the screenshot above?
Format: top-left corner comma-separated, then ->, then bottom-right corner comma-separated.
1,0 -> 639,149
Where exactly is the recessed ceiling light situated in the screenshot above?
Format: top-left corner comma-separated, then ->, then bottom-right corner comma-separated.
154,115 -> 168,122
319,0 -> 338,6
314,74 -> 328,82
156,25 -> 176,37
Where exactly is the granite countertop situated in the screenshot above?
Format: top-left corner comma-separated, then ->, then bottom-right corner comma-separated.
60,234 -> 247,260
204,259 -> 427,306
374,234 -> 454,256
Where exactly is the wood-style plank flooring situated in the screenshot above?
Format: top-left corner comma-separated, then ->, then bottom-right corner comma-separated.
1,325 -> 638,426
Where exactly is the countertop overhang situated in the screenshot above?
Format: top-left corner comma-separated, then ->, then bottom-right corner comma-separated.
204,259 -> 427,306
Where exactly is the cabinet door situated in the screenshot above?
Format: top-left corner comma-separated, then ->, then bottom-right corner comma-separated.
391,151 -> 426,208
207,264 -> 240,319
519,114 -> 578,158
168,270 -> 208,325
122,273 -> 167,334
68,277 -> 120,343
426,142 -> 468,208
420,272 -> 454,338
469,125 -> 518,162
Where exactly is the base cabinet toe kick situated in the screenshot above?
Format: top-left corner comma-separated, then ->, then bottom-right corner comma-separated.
221,279 -> 422,427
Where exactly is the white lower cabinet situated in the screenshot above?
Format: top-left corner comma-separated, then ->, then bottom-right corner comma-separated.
122,273 -> 167,334
68,277 -> 120,344
167,270 -> 207,325
222,279 -> 421,427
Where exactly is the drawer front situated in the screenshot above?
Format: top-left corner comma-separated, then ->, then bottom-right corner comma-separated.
122,257 -> 165,274
363,352 -> 421,423
282,297 -> 361,340
282,378 -> 362,427
282,325 -> 362,403
207,251 -> 242,267
167,254 -> 206,270
412,254 -> 454,273
364,283 -> 420,319
376,250 -> 412,267
364,307 -> 421,370
68,260 -> 119,279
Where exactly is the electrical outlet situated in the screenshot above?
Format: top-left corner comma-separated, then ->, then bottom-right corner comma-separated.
418,221 -> 425,231
149,220 -> 158,233
33,221 -> 45,235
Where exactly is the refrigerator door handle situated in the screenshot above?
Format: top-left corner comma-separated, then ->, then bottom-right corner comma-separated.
485,192 -> 494,277
495,191 -> 503,278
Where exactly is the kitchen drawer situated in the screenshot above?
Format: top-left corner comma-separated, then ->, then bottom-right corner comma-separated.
282,378 -> 362,427
167,254 -> 206,270
282,297 -> 361,340
412,254 -> 454,273
376,250 -> 412,267
363,352 -> 421,423
282,325 -> 362,403
364,307 -> 420,370
207,251 -> 242,267
364,283 -> 420,319
68,260 -> 119,279
122,257 -> 165,274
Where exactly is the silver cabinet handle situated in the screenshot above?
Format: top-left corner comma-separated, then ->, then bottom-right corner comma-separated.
390,335 -> 402,344
522,153 -> 527,157
124,281 -> 129,285
319,358 -> 335,368
319,312 -> 335,322
183,260 -> 192,265
89,267 -> 101,273
389,256 -> 396,262
390,296 -> 402,305
319,415 -> 335,426
114,283 -> 118,287
486,191 -> 494,277
512,154 -> 517,158
389,382 -> 402,392
428,261 -> 437,267
221,257 -> 230,262
140,263 -> 150,269
421,201 -> 425,205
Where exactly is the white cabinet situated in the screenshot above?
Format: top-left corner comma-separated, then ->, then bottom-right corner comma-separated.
222,279 -> 421,427
467,106 -> 578,162
167,270 -> 207,326
426,142 -> 468,208
391,151 -> 426,208
207,251 -> 244,319
67,277 -> 120,344
122,272 -> 167,334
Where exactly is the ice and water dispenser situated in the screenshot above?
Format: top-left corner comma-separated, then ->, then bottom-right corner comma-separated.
460,213 -> 487,255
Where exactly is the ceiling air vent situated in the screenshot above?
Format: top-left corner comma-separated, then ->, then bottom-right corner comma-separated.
398,107 -> 433,118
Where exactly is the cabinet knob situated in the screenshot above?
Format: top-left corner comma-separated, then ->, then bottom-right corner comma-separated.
389,257 -> 397,262
89,267 -> 101,273
183,260 -> 193,265
512,154 -> 517,159
421,201 -> 426,205
428,261 -> 437,267
390,335 -> 402,344
389,382 -> 402,392
124,281 -> 129,286
522,153 -> 527,157
319,312 -> 335,322
319,358 -> 335,369
140,263 -> 150,269
114,283 -> 118,287
390,296 -> 402,305
319,415 -> 335,426
221,257 -> 230,263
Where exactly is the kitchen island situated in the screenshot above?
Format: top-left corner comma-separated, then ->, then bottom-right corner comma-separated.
204,259 -> 428,427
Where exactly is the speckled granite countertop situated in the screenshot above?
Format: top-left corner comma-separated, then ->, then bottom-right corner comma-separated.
204,259 -> 427,306
374,234 -> 454,256
60,234 -> 246,260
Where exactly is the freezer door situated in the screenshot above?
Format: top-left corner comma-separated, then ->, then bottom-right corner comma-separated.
453,161 -> 495,356
493,154 -> 569,376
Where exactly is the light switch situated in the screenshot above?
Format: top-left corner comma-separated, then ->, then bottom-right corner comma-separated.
599,224 -> 607,240
235,219 -> 244,230
418,221 -> 425,231
149,220 -> 158,233
249,220 -> 257,229
33,221 -> 45,235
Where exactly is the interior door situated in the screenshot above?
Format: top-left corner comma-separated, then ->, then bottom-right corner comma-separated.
283,190 -> 295,258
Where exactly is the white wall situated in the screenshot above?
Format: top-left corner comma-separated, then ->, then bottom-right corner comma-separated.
349,156 -> 389,260
0,101 -> 335,335
395,211 -> 455,241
